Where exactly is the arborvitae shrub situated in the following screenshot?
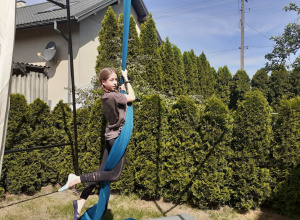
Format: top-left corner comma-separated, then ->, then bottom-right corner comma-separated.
5,94 -> 31,150
198,52 -> 216,99
230,90 -> 272,210
140,15 -> 163,91
268,65 -> 292,110
95,6 -> 120,72
215,66 -> 232,105
289,66 -> 300,98
79,98 -> 105,190
160,37 -> 177,95
76,98 -> 107,195
28,98 -> 54,186
161,95 -> 200,203
183,50 -> 199,95
111,101 -> 139,194
50,101 -> 74,185
230,69 -> 250,109
190,96 -> 233,208
75,107 -> 90,192
4,94 -> 43,194
269,97 -> 300,217
0,186 -> 4,199
132,95 -> 167,199
251,68 -> 269,98
173,45 -> 186,95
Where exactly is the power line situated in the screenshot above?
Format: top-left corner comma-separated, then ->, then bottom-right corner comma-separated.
153,1 -> 237,20
248,45 -> 273,49
150,0 -> 228,14
151,1 -> 283,19
156,11 -> 239,27
245,22 -> 270,39
153,6 -> 284,28
206,45 -> 273,55
206,48 -> 240,54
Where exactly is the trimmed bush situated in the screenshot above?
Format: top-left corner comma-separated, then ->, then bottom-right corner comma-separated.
50,101 -> 74,185
191,96 -> 233,208
132,95 -> 167,199
268,97 -> 300,217
160,95 -> 200,203
28,98 -> 54,185
230,90 -> 272,210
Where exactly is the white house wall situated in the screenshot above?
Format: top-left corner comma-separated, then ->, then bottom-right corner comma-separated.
13,23 -> 79,108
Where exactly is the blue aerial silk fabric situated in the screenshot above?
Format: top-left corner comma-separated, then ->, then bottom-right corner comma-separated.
78,0 -> 132,219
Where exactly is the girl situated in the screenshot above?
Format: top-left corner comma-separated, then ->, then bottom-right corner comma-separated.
58,67 -> 135,220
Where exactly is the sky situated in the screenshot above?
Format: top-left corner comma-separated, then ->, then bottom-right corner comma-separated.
24,0 -> 299,78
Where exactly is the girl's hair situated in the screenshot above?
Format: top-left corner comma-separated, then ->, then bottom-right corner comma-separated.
98,67 -> 117,92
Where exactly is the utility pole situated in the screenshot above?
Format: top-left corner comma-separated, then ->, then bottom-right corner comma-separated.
240,0 -> 245,70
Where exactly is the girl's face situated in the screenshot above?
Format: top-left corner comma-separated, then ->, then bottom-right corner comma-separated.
102,73 -> 118,92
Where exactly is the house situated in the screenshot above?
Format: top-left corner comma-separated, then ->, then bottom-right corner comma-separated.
13,0 -> 156,108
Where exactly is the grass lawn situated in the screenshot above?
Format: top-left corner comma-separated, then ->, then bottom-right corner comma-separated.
0,185 -> 295,220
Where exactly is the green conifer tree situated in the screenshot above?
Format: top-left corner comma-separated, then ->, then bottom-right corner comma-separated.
161,96 -> 200,203
198,52 -> 216,99
110,101 -> 136,194
173,45 -> 186,95
215,66 -> 232,105
269,97 -> 300,217
231,90 -> 272,210
160,37 -> 177,95
251,68 -> 269,98
289,66 -> 300,98
183,50 -> 199,95
28,98 -> 55,186
4,94 -> 42,194
133,95 -> 167,199
268,65 -> 292,110
95,6 -> 120,73
191,96 -> 233,208
5,94 -> 31,150
50,101 -> 74,185
230,69 -> 250,109
79,99 -> 105,178
118,15 -> 141,63
140,14 -> 163,91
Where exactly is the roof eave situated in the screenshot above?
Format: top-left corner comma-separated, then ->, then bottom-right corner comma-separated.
16,18 -> 77,30
75,0 -> 119,22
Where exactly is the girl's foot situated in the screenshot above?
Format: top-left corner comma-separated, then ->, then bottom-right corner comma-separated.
77,199 -> 86,214
58,173 -> 76,192
73,199 -> 86,220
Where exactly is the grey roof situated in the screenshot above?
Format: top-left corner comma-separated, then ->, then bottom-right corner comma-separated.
16,0 -> 149,29
13,62 -> 49,76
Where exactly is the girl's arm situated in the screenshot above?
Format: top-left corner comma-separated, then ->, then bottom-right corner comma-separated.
122,69 -> 135,102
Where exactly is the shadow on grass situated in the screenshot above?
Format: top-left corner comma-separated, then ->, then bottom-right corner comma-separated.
103,209 -> 114,220
0,191 -> 57,209
255,208 -> 297,220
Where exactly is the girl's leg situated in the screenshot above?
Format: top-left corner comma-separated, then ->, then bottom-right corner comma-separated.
79,138 -> 127,183
79,151 -> 126,183
76,151 -> 126,214
75,144 -> 110,214
75,138 -> 127,214
79,146 -> 109,200
63,139 -> 114,190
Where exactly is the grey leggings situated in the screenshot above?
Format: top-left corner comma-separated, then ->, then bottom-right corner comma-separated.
79,138 -> 126,200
